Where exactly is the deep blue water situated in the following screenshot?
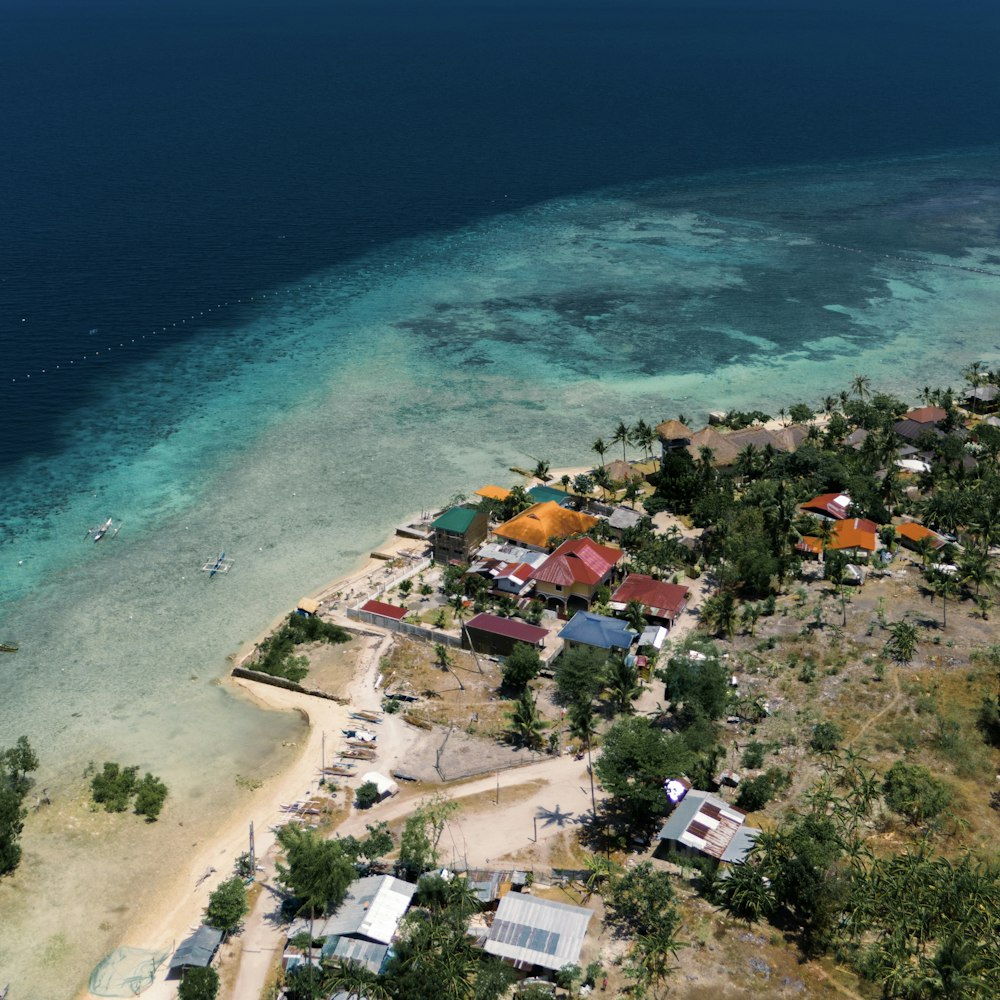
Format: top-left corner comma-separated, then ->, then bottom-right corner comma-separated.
3,0 -> 1000,468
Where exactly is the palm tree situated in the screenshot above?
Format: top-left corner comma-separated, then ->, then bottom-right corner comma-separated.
735,444 -> 760,482
532,458 -> 551,482
700,591 -> 738,639
959,548 -> 997,597
591,464 -> 613,501
507,687 -> 545,750
592,437 -> 608,466
612,421 -> 633,463
323,959 -> 392,1000
435,643 -> 464,691
851,373 -> 872,400
560,473 -> 572,493
963,360 -> 987,413
634,418 -> 657,462
604,654 -> 641,716
884,620 -> 919,663
624,599 -> 647,633
568,700 -> 599,819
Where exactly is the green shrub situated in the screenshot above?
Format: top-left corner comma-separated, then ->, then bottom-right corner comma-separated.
134,773 -> 169,820
735,768 -> 789,812
882,761 -> 951,824
809,722 -> 843,753
355,781 -> 381,809
741,741 -> 766,770
91,762 -> 139,812
178,966 -> 219,1000
205,877 -> 249,933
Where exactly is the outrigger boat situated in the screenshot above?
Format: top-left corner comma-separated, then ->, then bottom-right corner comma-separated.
350,710 -> 383,725
201,551 -> 234,578
339,748 -> 377,761
0,640 -> 17,654
85,516 -> 121,542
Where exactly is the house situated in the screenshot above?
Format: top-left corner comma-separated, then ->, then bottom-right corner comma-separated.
529,537 -> 623,614
895,521 -> 948,552
431,506 -> 490,564
800,492 -> 853,520
966,385 -> 1000,411
903,406 -> 947,425
493,502 -> 599,552
483,892 -> 593,974
475,485 -> 512,502
894,418 -> 944,444
797,518 -> 878,560
657,788 -> 759,865
313,875 -> 418,974
559,610 -> 634,653
357,599 -> 409,627
463,613 -> 549,657
637,625 -> 669,651
656,419 -> 694,454
528,484 -> 573,506
606,505 -> 645,539
603,459 -> 644,485
609,574 -> 690,628
169,925 -> 223,975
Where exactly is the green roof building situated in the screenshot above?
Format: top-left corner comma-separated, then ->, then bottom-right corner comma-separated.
431,506 -> 489,564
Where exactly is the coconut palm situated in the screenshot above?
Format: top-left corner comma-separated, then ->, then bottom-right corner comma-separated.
592,437 -> 608,466
884,620 -> 919,663
568,701 -> 599,818
507,687 -> 545,750
634,418 -> 657,462
611,421 -> 633,463
591,464 -> 613,501
851,373 -> 872,400
624,599 -> 647,633
959,548 -> 997,597
323,959 -> 392,1000
700,590 -> 738,639
604,653 -> 642,716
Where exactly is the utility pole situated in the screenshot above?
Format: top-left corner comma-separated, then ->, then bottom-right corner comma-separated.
249,821 -> 255,873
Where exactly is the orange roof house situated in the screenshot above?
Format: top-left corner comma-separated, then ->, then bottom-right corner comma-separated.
493,501 -> 599,552
797,518 -> 878,557
801,492 -> 853,519
475,485 -> 511,501
895,521 -> 947,550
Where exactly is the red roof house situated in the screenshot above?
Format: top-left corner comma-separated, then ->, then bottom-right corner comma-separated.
610,574 -> 690,625
903,406 -> 947,425
529,538 -> 623,613
358,599 -> 409,622
463,613 -> 549,657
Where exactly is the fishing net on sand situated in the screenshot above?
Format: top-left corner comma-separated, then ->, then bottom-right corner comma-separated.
88,947 -> 168,997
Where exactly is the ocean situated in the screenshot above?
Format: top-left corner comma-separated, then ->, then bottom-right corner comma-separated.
2,0 -> 1000,993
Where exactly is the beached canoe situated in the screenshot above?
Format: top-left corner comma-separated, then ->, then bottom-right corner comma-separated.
0,641 -> 17,653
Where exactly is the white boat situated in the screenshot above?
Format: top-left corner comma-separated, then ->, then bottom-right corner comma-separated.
85,517 -> 120,542
201,551 -> 234,577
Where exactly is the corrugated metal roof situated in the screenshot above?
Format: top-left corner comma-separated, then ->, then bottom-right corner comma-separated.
324,935 -> 390,974
465,613 -> 549,645
484,894 -> 592,971
319,875 -> 417,945
559,611 -> 633,650
611,574 -> 689,619
432,506 -> 480,533
658,790 -> 752,862
360,599 -> 408,620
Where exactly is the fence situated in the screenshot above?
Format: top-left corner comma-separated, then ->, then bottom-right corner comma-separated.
346,608 -> 464,648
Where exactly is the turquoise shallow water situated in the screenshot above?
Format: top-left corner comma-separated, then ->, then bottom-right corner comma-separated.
4,150 -> 1000,787
4,150 -> 1000,784
2,146 -> 1000,998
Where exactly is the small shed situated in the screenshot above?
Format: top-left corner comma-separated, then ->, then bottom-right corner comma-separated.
296,597 -> 320,617
168,925 -> 223,973
358,771 -> 399,800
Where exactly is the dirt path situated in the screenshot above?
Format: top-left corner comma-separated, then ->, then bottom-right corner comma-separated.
852,666 -> 904,744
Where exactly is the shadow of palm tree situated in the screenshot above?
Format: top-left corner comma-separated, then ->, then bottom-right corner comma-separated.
535,803 -> 578,828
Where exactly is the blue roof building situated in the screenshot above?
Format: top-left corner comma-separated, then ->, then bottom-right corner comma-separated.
559,611 -> 634,652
